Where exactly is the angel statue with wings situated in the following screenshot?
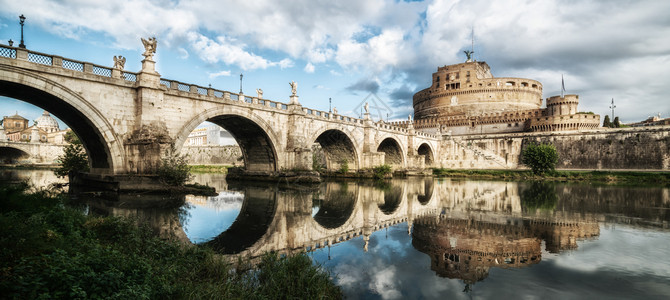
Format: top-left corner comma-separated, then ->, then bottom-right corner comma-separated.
141,37 -> 157,58
113,55 -> 126,70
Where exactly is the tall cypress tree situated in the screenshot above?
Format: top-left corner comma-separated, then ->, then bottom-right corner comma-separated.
603,115 -> 612,128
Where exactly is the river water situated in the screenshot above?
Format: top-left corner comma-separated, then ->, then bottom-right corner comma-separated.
5,170 -> 670,299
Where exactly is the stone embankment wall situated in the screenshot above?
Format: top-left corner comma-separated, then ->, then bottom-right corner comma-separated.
454,126 -> 670,170
180,145 -> 243,165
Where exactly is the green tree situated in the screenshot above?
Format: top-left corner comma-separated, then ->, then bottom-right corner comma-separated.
613,116 -> 621,128
603,115 -> 611,128
521,143 -> 558,175
157,147 -> 193,186
54,131 -> 89,178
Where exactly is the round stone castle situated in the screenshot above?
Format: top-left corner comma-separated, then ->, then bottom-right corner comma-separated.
413,61 -> 543,120
407,60 -> 600,135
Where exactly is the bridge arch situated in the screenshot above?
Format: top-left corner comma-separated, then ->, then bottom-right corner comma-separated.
0,146 -> 30,163
417,143 -> 435,166
175,106 -> 281,172
310,127 -> 360,171
377,137 -> 406,168
0,66 -> 123,173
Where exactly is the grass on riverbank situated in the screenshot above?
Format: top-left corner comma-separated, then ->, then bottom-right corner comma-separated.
0,182 -> 342,299
433,168 -> 670,185
189,164 -> 231,174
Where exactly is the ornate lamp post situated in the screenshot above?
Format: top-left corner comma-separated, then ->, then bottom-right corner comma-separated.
239,73 -> 243,94
19,14 -> 26,49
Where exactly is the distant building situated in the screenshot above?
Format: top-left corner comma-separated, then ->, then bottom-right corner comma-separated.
626,114 -> 670,127
399,60 -> 600,135
2,111 -> 68,143
186,125 -> 237,146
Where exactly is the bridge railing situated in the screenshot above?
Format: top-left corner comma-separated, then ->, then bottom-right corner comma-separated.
159,77 -> 293,112
0,44 -> 139,83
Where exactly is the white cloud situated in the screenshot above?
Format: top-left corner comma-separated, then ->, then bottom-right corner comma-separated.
187,32 -> 287,70
1,0 -> 668,121
304,62 -> 315,73
177,47 -> 189,59
208,70 -> 231,79
277,58 -> 294,69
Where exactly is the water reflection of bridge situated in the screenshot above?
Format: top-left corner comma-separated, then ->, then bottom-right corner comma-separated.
213,177 -> 441,256
87,176 -> 669,277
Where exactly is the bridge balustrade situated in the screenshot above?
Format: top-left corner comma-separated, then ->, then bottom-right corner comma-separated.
1,45 -> 138,83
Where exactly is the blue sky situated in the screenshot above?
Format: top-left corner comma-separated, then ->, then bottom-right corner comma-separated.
1,0 -> 669,130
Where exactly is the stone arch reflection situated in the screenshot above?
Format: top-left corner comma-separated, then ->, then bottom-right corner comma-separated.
206,186 -> 277,254
417,178 -> 434,205
312,182 -> 357,229
376,181 -> 403,215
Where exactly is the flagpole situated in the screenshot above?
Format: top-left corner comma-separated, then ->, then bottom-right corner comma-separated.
561,74 -> 565,98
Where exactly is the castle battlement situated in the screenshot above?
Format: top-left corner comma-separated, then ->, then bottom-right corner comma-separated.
412,60 -> 600,135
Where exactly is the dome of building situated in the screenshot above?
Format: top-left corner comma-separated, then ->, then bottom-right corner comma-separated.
35,111 -> 60,133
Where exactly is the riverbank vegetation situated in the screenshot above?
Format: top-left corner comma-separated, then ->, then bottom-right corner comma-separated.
0,182 -> 342,299
189,164 -> 230,174
521,143 -> 558,175
432,168 -> 670,185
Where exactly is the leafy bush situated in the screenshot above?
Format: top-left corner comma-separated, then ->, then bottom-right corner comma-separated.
339,159 -> 349,174
373,164 -> 392,179
157,147 -> 193,186
54,131 -> 89,178
521,143 -> 558,175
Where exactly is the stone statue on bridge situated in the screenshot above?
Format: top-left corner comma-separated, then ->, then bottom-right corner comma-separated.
333,107 -> 338,115
256,88 -> 263,99
364,102 -> 370,114
289,81 -> 297,96
113,55 -> 126,70
141,37 -> 157,59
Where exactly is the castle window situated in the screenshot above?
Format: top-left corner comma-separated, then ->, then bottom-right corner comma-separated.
508,124 -> 512,127
521,82 -> 528,87
22,134 -> 27,139
532,84 -> 538,88
515,123 -> 519,127
436,76 -> 440,82
505,81 -> 515,87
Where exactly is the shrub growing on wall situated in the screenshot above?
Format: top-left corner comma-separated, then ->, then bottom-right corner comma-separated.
157,147 -> 193,186
521,143 -> 558,175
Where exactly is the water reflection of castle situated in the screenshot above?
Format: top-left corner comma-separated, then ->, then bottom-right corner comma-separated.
412,215 -> 599,284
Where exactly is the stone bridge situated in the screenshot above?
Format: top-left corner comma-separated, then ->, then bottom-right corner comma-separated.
0,44 -> 440,176
0,140 -> 64,164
